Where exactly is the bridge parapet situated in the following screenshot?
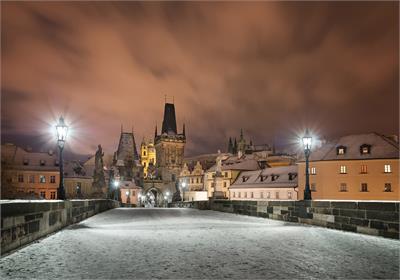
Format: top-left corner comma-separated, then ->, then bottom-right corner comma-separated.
1,199 -> 120,255
180,199 -> 399,239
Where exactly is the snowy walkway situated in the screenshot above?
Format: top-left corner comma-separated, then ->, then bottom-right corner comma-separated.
1,208 -> 399,279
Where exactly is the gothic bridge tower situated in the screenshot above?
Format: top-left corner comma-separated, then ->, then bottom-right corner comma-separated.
154,102 -> 186,184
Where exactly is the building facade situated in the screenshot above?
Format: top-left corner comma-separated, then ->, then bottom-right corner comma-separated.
178,161 -> 207,201
229,165 -> 298,201
297,133 -> 399,200
140,138 -> 156,178
1,143 -> 60,199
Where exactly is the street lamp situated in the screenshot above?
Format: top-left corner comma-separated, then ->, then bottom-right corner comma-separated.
113,180 -> 120,201
56,116 -> 68,200
302,129 -> 312,200
181,181 -> 187,201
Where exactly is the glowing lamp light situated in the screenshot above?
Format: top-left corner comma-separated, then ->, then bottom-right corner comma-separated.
164,196 -> 167,200
302,130 -> 312,151
56,116 -> 68,148
125,191 -> 129,196
182,182 -> 187,188
113,181 -> 120,187
166,191 -> 170,196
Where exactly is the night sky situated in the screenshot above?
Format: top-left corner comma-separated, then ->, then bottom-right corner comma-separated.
2,2 -> 399,157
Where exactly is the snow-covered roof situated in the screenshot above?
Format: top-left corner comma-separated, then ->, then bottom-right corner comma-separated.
1,143 -> 59,171
230,165 -> 298,189
208,154 -> 260,172
300,133 -> 399,162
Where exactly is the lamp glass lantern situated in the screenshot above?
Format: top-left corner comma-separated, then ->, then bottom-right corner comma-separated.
56,116 -> 68,148
302,131 -> 312,151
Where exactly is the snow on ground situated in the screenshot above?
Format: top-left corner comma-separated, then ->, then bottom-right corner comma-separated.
1,208 -> 399,279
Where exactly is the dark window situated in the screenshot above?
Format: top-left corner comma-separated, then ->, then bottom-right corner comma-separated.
23,159 -> 29,165
289,173 -> 298,180
29,175 -> 35,183
223,182 -> 227,188
50,191 -> 56,199
171,174 -> 176,181
311,183 -> 316,192
18,174 -> 24,183
360,183 -> 368,192
50,176 -> 56,184
339,183 -> 347,192
242,176 -> 249,182
384,183 -> 392,192
40,160 -> 46,166
40,191 -> 46,198
360,165 -> 368,174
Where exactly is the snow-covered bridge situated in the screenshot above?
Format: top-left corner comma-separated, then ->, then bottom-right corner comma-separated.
1,208 -> 399,279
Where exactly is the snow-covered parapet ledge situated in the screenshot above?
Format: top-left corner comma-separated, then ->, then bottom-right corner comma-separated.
1,199 -> 120,255
204,199 -> 399,239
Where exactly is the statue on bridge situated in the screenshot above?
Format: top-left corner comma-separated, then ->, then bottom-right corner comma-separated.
92,144 -> 107,197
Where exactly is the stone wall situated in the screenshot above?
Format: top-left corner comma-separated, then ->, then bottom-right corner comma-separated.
176,199 -> 399,239
169,200 -> 210,210
1,199 -> 119,255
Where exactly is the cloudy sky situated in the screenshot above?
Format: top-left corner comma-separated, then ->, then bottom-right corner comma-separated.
2,2 -> 398,157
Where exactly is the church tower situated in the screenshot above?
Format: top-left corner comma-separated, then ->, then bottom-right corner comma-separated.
154,102 -> 186,183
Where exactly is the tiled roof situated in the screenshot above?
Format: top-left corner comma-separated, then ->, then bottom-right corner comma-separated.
300,133 -> 399,162
230,165 -> 298,189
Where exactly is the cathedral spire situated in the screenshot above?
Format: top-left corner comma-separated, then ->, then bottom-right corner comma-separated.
154,124 -> 158,138
121,124 -> 123,133
228,137 -> 233,154
183,123 -> 186,136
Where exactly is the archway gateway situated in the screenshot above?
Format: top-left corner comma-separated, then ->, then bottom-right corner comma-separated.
141,188 -> 166,207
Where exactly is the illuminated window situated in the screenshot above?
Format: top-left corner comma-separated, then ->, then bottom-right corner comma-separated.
275,192 -> 280,199
244,192 -> 247,198
233,192 -> 236,198
287,191 -> 292,199
384,183 -> 392,192
340,165 -> 347,174
339,183 -> 347,192
337,146 -> 346,155
50,176 -> 56,184
384,164 -> 391,173
360,144 -> 371,154
238,192 -> 241,198
360,165 -> 367,174
266,192 -> 270,199
260,192 -> 264,199
311,183 -> 316,192
39,175 -> 46,183
360,183 -> 368,192
310,167 -> 316,175
18,174 -> 24,183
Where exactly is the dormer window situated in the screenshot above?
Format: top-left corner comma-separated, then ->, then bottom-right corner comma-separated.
336,146 -> 346,155
360,144 -> 371,155
23,159 -> 29,165
288,173 -> 298,181
259,175 -> 268,182
54,160 -> 59,166
40,160 -> 46,166
271,174 -> 279,181
242,176 -> 249,182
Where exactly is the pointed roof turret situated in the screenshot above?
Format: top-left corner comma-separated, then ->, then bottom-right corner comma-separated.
161,103 -> 177,135
154,124 -> 158,138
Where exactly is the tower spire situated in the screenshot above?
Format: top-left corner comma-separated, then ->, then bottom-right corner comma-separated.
121,124 -> 123,133
183,123 -> 186,136
155,124 -> 158,138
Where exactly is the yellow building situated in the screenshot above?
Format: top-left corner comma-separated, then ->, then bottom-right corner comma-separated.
178,161 -> 208,201
297,133 -> 399,201
1,143 -> 60,199
140,138 -> 156,178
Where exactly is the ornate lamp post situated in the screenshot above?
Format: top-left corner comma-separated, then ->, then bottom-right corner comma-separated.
113,179 -> 120,201
302,129 -> 312,200
56,116 -> 68,200
181,181 -> 187,202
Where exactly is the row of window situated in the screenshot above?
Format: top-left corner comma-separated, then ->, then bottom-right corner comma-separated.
24,190 -> 56,199
22,159 -> 59,166
336,144 -> 371,155
310,183 -> 393,192
17,174 -> 56,184
232,191 -> 293,199
308,164 -> 392,175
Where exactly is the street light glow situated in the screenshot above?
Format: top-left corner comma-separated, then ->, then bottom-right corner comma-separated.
302,129 -> 312,151
56,116 -> 68,148
113,181 -> 119,187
